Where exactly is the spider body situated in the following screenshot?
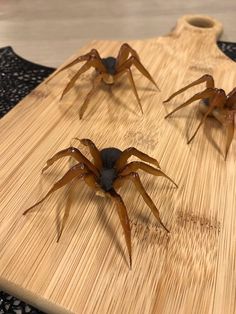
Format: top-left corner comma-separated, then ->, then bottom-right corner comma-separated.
47,43 -> 159,118
164,75 -> 236,159
99,147 -> 122,191
101,57 -> 117,76
23,139 -> 177,267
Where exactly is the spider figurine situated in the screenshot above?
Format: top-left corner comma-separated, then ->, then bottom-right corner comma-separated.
164,74 -> 236,159
23,139 -> 177,267
48,43 -> 159,119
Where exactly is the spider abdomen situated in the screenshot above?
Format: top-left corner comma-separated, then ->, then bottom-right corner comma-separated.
99,147 -> 122,191
101,57 -> 117,75
99,168 -> 117,191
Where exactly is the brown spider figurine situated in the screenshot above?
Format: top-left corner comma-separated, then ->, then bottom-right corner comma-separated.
23,139 -> 177,267
48,43 -> 159,118
164,74 -> 236,159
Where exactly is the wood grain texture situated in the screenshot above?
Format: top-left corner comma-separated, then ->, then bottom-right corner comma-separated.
0,15 -> 236,314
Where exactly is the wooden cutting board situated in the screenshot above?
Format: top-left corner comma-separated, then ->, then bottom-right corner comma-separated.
1,14 -> 236,314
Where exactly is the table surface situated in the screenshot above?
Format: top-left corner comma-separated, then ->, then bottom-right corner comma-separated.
0,0 -> 235,67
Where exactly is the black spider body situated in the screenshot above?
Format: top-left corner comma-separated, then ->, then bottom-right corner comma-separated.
101,57 -> 117,75
99,147 -> 122,191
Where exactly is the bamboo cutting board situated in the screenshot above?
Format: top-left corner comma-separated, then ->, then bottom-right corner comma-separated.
1,14 -> 236,314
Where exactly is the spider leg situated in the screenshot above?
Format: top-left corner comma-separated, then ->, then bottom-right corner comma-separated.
227,87 -> 236,98
165,88 -> 216,119
116,43 -> 140,70
224,113 -> 234,160
60,58 -> 106,100
119,161 -> 178,188
114,173 -> 169,232
163,74 -> 215,103
57,172 -> 100,242
47,54 -> 90,83
114,68 -> 143,114
23,163 -> 89,215
42,147 -> 99,178
187,90 -> 227,144
117,56 -> 159,90
226,87 -> 236,109
187,106 -> 215,144
72,138 -> 103,170
60,60 -> 92,100
79,74 -> 103,119
47,49 -> 103,82
115,147 -> 160,171
89,48 -> 102,59
107,189 -> 132,268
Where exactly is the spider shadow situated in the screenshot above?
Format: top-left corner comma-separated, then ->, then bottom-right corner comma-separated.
110,73 -> 158,114
47,70 -> 155,121
46,71 -> 94,121
184,110 -> 224,157
58,100 -> 80,122
70,80 -> 136,121
203,117 -> 224,157
164,104 -> 224,157
59,80 -> 93,121
54,180 -> 98,243
23,172 -> 68,243
110,77 -> 157,114
128,177 -> 174,231
43,83 -> 78,122
134,211 -> 150,225
163,112 -> 189,140
55,181 -> 77,242
108,85 -> 139,117
94,194 -> 129,267
116,75 -> 156,93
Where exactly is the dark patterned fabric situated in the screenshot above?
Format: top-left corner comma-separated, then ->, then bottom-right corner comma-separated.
0,46 -> 55,118
0,291 -> 44,314
217,41 -> 236,62
0,41 -> 235,313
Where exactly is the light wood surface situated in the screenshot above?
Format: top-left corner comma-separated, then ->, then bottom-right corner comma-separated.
0,0 -> 235,67
1,14 -> 236,314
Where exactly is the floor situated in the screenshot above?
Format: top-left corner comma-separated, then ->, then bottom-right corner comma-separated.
0,0 -> 235,67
